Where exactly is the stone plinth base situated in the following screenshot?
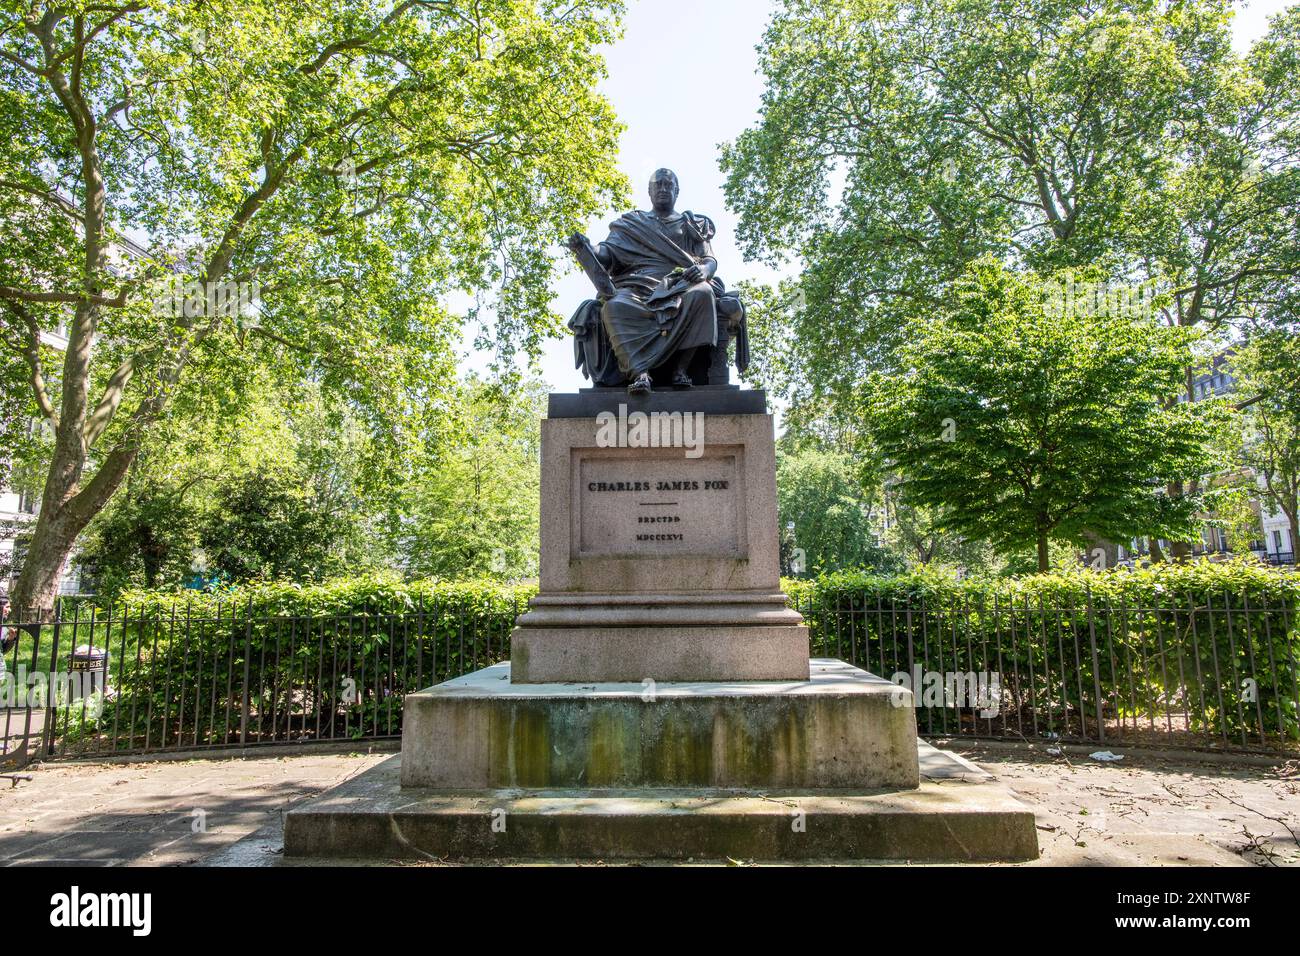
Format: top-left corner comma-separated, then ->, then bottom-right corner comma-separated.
400,659 -> 917,791
511,625 -> 811,683
511,590 -> 809,682
283,747 -> 1039,863
520,408 -> 810,683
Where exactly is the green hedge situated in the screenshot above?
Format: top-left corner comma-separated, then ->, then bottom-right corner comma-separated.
783,558 -> 1300,607
786,561 -> 1300,743
114,573 -> 537,619
42,561 -> 1300,754
54,575 -> 535,754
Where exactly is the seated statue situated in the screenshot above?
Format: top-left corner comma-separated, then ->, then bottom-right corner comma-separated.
566,168 -> 749,394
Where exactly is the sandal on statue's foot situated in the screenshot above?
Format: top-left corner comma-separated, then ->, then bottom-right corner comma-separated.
670,370 -> 693,389
627,372 -> 652,395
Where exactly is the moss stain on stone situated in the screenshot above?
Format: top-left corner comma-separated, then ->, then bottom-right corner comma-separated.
466,674 -> 917,791
646,705 -> 714,785
491,702 -> 552,787
585,710 -> 631,786
780,701 -> 810,783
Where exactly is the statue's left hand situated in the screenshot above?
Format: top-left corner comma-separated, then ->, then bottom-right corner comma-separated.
682,259 -> 716,284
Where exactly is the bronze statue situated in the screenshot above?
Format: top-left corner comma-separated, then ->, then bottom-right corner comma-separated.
567,168 -> 748,394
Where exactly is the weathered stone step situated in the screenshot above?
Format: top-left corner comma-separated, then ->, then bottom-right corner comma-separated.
401,660 -> 917,789
283,753 -> 1038,863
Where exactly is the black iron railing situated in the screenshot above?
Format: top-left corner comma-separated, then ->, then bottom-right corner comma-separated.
792,592 -> 1299,751
2,589 -> 1298,767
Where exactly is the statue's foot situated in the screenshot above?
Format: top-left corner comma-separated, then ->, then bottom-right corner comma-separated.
670,370 -> 693,389
627,372 -> 652,395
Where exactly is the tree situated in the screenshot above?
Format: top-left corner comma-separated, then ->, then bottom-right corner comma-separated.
1135,6 -> 1300,555
776,444 -> 900,575
74,368 -> 389,596
1228,333 -> 1300,556
0,330 -> 30,489
867,259 -> 1219,571
0,0 -> 625,613
200,469 -> 361,583
724,0 -> 1237,375
391,377 -> 544,580
722,0 -> 1300,556
72,365 -> 552,595
74,480 -> 202,593
877,493 -> 1000,574
1203,484 -> 1262,557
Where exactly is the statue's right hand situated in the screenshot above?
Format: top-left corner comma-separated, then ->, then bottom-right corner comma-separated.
566,232 -> 589,252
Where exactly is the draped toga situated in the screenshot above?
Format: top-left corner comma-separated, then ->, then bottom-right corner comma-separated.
593,209 -> 719,378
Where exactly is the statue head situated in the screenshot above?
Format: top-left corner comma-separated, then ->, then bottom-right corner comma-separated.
648,168 -> 679,213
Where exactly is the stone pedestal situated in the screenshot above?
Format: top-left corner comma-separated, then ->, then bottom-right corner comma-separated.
511,391 -> 808,683
283,388 -> 1038,863
401,660 -> 919,790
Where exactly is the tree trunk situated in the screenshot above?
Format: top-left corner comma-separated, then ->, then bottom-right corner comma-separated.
1164,477 -> 1199,561
10,444 -> 137,617
1037,531 -> 1049,572
1149,537 -> 1166,563
9,510 -> 79,620
1288,503 -> 1299,563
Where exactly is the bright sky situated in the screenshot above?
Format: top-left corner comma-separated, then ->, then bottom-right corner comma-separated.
465,0 -> 1298,394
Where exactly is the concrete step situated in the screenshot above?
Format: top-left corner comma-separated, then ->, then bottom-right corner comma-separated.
283,752 -> 1039,863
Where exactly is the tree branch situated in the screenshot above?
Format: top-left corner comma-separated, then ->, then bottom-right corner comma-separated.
300,0 -> 443,75
0,285 -> 128,307
83,354 -> 136,448
48,4 -> 144,67
1,299 -> 60,428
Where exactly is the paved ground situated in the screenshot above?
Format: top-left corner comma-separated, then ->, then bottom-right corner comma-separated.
949,744 -> 1300,867
1,742 -> 1297,866
0,746 -> 395,866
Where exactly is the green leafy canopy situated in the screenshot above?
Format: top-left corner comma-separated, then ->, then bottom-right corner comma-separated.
866,258 -> 1223,565
722,0 -> 1299,398
0,0 -> 629,609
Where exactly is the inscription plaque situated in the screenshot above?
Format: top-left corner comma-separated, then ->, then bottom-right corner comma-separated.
574,447 -> 745,558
